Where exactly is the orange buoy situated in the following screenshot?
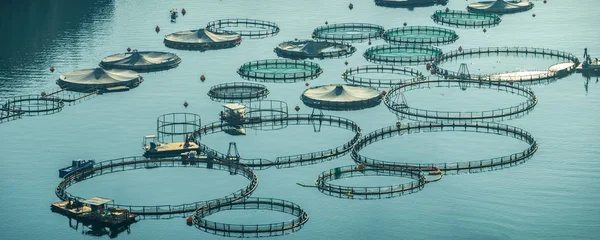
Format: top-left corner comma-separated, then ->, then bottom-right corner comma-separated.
426,62 -> 431,70
155,25 -> 160,33
445,7 -> 449,12
181,8 -> 186,15
41,91 -> 46,96
349,3 -> 353,10
483,28 -> 487,33
430,68 -> 435,74
381,90 -> 387,96
200,74 -> 206,81
357,163 -> 365,170
127,47 -> 131,52
295,105 -> 300,112
544,0 -> 547,3
344,61 -> 348,66
183,101 -> 189,107
49,66 -> 55,72
294,38 -> 298,41
305,82 -> 309,87
403,22 -> 407,27
186,216 -> 193,226
458,46 -> 463,52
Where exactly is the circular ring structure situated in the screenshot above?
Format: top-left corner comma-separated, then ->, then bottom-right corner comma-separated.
164,29 -> 242,51
191,114 -> 362,169
206,18 -> 280,38
208,82 -> 269,102
237,59 -> 323,83
467,0 -> 534,14
315,165 -> 425,199
312,23 -> 384,43
99,50 -> 181,72
384,79 -> 537,122
433,47 -> 580,84
1,95 -> 64,116
274,40 -> 356,60
351,122 -> 538,175
193,197 -> 308,237
157,113 -> 202,143
301,84 -> 383,111
431,10 -> 501,28
55,156 -> 258,215
342,65 -> 425,88
364,45 -> 443,65
383,26 -> 458,45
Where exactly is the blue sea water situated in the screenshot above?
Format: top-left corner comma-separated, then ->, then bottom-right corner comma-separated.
0,0 -> 599,239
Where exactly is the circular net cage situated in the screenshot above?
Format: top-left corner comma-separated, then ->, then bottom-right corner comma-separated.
375,0 -> 449,8
156,113 -> 202,143
206,18 -> 280,38
99,50 -> 181,72
1,95 -> 64,117
383,26 -> 458,45
342,65 -> 425,88
274,40 -> 356,60
315,165 -> 426,199
237,59 -> 323,83
364,44 -> 443,65
467,0 -> 534,14
301,84 -> 383,111
312,23 -> 385,43
193,197 -> 309,238
164,29 -> 242,51
57,68 -> 143,93
208,82 -> 269,102
431,10 -> 501,28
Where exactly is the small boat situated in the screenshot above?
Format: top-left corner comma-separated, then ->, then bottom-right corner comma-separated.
59,159 -> 95,178
220,103 -> 247,135
142,135 -> 200,158
170,8 -> 178,21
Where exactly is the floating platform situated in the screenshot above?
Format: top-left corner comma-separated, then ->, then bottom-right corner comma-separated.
51,197 -> 137,230
143,141 -> 200,158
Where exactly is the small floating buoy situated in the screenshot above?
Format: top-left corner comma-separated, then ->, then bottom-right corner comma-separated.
458,46 -> 463,52
183,101 -> 189,107
186,216 -> 193,226
349,3 -> 353,10
325,21 -> 328,25
41,91 -> 46,97
445,7 -> 449,12
403,22 -> 407,27
305,82 -> 309,87
155,25 -> 160,33
49,66 -> 55,72
532,14 -> 536,17
200,74 -> 206,81
344,61 -> 348,66
426,62 -> 431,70
483,28 -> 487,33
368,40 -> 372,45
381,90 -> 387,96
181,8 -> 186,15
295,105 -> 300,112
127,47 -> 131,52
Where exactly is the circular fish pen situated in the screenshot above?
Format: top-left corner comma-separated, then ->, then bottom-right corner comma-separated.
205,18 -> 280,38
431,10 -> 501,28
375,0 -> 449,8
364,45 -> 443,65
467,0 -> 534,14
1,95 -> 64,116
383,26 -> 458,45
192,114 -> 362,169
315,165 -> 425,199
208,82 -> 269,102
351,122 -> 538,175
237,59 -> 323,83
57,68 -> 143,93
164,29 -> 242,51
55,156 -> 258,215
157,113 -> 202,143
99,50 -> 181,72
433,47 -> 579,84
312,23 -> 385,43
301,84 -> 383,111
274,40 -> 356,60
342,65 -> 425,88
193,197 -> 308,237
384,79 -> 537,122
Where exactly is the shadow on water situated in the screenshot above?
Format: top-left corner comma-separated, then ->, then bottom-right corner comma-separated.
0,0 -> 115,96
62,217 -> 131,239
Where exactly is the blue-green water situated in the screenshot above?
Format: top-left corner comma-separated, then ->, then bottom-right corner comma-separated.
1,0 -> 599,239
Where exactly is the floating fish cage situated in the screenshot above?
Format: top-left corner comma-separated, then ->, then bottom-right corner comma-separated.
351,122 -> 538,175
431,10 -> 501,28
364,45 -> 443,65
55,156 -> 258,215
342,65 -> 425,88
274,40 -> 356,60
301,84 -> 383,111
164,29 -> 242,51
384,79 -> 538,122
375,0 -> 449,8
1,95 -> 64,117
205,18 -> 280,38
383,26 -> 458,45
312,23 -> 385,43
315,165 -> 426,199
193,197 -> 309,238
0,108 -> 23,124
57,68 -> 143,93
207,82 -> 269,102
99,50 -> 181,72
243,100 -> 289,130
467,0 -> 534,14
237,59 -> 323,83
157,113 -> 202,143
433,47 -> 579,84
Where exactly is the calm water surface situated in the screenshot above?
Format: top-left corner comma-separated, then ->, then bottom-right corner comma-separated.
1,0 -> 599,239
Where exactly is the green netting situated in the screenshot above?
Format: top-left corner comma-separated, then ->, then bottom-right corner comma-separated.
208,82 -> 269,102
364,45 -> 443,65
383,26 -> 458,45
237,59 -> 323,83
206,18 -> 280,38
342,65 -> 425,88
431,10 -> 501,28
312,23 -> 385,43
